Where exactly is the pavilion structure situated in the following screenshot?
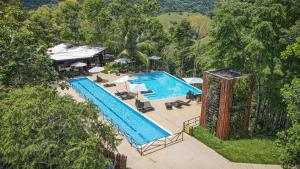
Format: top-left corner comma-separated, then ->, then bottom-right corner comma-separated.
200,69 -> 255,140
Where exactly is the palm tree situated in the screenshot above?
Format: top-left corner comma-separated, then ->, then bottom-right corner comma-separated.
117,30 -> 158,70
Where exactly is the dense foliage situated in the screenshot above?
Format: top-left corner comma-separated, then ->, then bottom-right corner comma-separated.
0,2 -> 57,88
277,38 -> 300,169
0,87 -> 118,168
199,0 -> 300,136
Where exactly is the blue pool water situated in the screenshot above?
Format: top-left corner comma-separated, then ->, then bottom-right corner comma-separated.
129,71 -> 202,100
69,77 -> 171,146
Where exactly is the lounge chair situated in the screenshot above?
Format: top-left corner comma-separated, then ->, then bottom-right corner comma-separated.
172,102 -> 182,108
165,102 -> 173,110
140,90 -> 154,94
119,94 -> 135,100
186,91 -> 197,100
96,75 -> 103,82
175,99 -> 192,106
135,99 -> 155,113
115,90 -> 128,96
104,83 -> 116,87
119,69 -> 128,73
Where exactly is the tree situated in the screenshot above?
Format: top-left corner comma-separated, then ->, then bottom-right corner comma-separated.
101,0 -> 167,68
201,0 -> 300,134
55,0 -> 82,44
81,0 -> 111,45
0,3 -> 57,88
28,5 -> 59,45
277,78 -> 300,169
169,19 -> 197,76
0,86 -> 118,169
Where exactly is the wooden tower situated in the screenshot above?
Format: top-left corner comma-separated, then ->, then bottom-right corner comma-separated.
200,69 -> 255,140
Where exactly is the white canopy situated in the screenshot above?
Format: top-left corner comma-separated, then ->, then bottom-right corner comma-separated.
71,62 -> 87,68
113,57 -> 131,64
149,55 -> 161,60
114,76 -> 133,83
49,43 -> 106,61
129,83 -> 148,93
183,77 -> 203,84
88,66 -> 105,74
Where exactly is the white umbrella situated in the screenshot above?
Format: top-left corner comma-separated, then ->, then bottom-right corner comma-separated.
114,76 -> 134,91
113,57 -> 131,65
183,77 -> 203,84
149,55 -> 161,70
71,62 -> 87,68
88,66 -> 105,74
129,83 -> 148,93
114,76 -> 132,83
183,77 -> 203,94
149,55 -> 161,60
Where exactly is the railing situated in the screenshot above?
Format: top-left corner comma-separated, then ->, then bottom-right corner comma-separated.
183,116 -> 201,135
137,131 -> 184,156
70,81 -> 184,156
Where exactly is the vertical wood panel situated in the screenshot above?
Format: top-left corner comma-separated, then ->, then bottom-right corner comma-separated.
200,72 -> 209,127
216,79 -> 233,140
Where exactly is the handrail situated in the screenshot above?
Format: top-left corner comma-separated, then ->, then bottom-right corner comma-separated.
138,131 -> 184,156
183,116 -> 201,135
183,116 -> 201,128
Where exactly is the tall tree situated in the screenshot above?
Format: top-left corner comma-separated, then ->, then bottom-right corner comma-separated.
0,86 -> 118,168
169,20 -> 197,76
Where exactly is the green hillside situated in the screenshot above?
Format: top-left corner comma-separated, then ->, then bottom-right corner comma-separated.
157,12 -> 212,37
20,0 -> 216,15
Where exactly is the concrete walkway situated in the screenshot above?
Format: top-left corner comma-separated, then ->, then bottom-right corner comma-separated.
59,72 -> 281,169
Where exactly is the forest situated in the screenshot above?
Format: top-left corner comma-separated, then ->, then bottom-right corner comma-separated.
0,0 -> 299,169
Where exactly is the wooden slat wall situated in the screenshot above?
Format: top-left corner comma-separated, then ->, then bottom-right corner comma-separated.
216,79 -> 233,140
200,72 -> 209,127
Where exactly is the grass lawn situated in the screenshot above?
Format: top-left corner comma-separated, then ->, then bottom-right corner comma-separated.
192,126 -> 280,164
157,12 -> 212,36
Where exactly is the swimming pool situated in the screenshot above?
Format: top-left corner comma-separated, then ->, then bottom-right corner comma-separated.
129,71 -> 202,100
69,77 -> 171,146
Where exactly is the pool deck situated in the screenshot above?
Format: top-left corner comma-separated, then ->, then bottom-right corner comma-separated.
57,72 -> 281,169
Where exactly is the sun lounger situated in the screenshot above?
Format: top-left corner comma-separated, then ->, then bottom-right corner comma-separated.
186,91 -> 198,100
104,83 -> 116,87
175,99 -> 192,106
119,94 -> 135,100
135,99 -> 155,113
165,102 -> 173,109
140,90 -> 154,94
172,102 -> 182,108
115,90 -> 128,96
96,75 -> 103,82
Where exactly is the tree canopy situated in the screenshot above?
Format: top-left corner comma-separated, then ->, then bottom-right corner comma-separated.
0,86 -> 118,168
0,3 -> 57,88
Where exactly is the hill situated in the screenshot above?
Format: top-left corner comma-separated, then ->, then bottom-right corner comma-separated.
157,12 -> 212,37
20,0 -> 216,15
159,0 -> 216,16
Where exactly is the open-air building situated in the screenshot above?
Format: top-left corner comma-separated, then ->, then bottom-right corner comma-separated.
48,43 -> 112,71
